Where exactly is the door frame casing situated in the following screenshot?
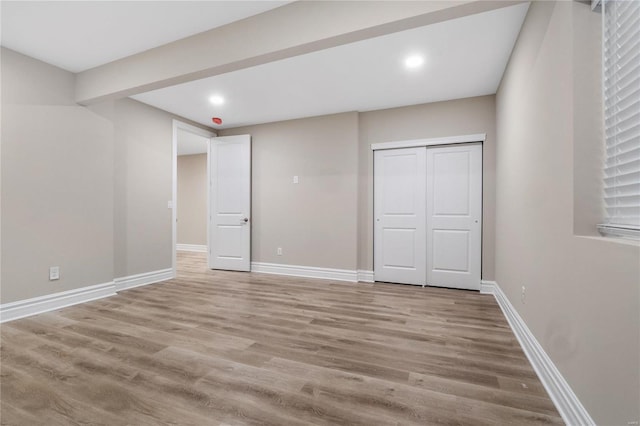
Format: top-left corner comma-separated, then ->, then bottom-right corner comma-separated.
172,120 -> 217,278
370,133 -> 486,151
371,133 -> 486,288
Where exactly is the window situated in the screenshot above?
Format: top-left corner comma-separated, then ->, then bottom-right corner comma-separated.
599,0 -> 640,239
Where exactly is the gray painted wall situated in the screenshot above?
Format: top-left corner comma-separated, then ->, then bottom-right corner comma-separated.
1,48 -> 210,302
177,154 -> 208,246
572,0 -> 605,237
1,48 -> 114,303
87,97 -> 207,278
495,2 -> 640,424
220,112 -> 360,270
221,97 -> 496,275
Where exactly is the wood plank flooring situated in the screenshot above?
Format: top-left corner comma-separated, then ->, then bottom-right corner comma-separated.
1,252 -> 563,425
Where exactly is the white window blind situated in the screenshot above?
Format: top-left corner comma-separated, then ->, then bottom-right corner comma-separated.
602,0 -> 640,233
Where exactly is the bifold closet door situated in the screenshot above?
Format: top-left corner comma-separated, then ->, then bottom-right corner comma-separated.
374,147 -> 427,286
426,143 -> 482,290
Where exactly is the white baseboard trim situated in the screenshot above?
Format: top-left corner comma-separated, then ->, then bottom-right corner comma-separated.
480,280 -> 496,294
490,281 -> 595,426
357,270 -> 374,283
176,244 -> 207,253
115,268 -> 174,292
0,281 -> 116,323
251,262 -> 357,282
1,267 -> 176,323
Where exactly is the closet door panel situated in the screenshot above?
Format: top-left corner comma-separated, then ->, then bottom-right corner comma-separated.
374,148 -> 427,286
426,143 -> 482,290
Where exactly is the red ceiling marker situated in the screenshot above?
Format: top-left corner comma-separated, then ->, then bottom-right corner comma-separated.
212,117 -> 223,125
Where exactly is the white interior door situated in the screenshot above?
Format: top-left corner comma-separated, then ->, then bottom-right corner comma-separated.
374,147 -> 427,286
209,135 -> 251,271
426,143 -> 482,290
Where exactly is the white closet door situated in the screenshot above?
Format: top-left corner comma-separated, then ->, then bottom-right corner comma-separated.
209,135 -> 251,271
426,143 -> 482,290
374,147 -> 427,286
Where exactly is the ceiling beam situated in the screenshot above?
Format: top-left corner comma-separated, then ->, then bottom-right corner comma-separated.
75,0 -> 526,105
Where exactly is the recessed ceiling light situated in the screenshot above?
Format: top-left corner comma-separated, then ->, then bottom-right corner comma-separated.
404,54 -> 425,69
209,95 -> 225,105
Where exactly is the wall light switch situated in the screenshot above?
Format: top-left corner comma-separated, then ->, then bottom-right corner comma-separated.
293,176 -> 299,184
167,200 -> 173,209
49,266 -> 60,281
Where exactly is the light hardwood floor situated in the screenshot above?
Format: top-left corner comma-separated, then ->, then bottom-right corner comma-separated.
1,252 -> 563,425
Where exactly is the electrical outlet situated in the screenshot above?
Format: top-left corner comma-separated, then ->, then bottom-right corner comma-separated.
49,266 -> 60,281
277,247 -> 283,256
521,286 -> 526,303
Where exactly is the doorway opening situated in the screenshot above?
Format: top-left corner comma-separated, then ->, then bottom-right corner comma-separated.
171,120 -> 216,278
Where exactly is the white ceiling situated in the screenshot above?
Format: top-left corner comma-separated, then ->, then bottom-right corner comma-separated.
132,3 -> 529,129
0,1 -> 289,72
177,129 -> 209,156
1,2 -> 529,130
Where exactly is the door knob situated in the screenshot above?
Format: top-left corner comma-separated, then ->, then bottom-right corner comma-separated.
242,217 -> 249,224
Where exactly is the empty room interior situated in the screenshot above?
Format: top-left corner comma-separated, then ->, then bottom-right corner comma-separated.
1,0 -> 639,425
